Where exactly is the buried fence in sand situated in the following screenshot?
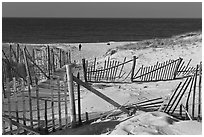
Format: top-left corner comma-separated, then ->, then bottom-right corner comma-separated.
2,44 -> 202,135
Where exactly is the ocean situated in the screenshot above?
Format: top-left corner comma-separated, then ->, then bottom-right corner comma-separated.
2,18 -> 202,44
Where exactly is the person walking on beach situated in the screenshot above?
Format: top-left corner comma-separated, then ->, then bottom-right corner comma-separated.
79,44 -> 82,51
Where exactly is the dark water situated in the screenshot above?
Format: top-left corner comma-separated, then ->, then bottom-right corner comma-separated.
2,18 -> 202,44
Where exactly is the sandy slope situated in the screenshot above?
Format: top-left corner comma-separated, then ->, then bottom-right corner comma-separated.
50,32 -> 202,135
3,32 -> 202,135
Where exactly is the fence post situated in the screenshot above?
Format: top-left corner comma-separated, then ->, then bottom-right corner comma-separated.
47,45 -> 51,78
63,78 -> 68,128
13,77 -> 19,123
57,78 -> 62,129
35,77 -> 41,129
51,49 -> 55,72
59,49 -> 62,68
131,56 -> 137,82
82,58 -> 88,82
16,44 -> 20,63
50,76 -> 55,131
85,112 -> 89,123
77,73 -> 82,125
198,62 -> 202,119
174,58 -> 183,79
26,76 -> 33,128
66,64 -> 76,128
6,78 -> 13,132
68,50 -> 71,63
23,47 -> 32,85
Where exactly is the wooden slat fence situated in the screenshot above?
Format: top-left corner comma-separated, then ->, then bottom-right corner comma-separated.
132,58 -> 183,82
2,75 -> 83,135
163,62 -> 202,120
2,44 -> 72,88
175,59 -> 198,78
82,56 -> 137,83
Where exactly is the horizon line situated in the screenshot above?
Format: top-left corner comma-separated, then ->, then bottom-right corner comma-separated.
2,17 -> 202,19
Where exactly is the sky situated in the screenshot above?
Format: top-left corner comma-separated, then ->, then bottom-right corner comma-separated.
2,2 -> 202,18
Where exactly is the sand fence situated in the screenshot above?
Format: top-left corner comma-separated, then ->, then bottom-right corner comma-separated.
2,44 -> 202,135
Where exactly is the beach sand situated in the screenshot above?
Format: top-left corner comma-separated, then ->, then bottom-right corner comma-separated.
2,31 -> 202,135
50,32 -> 202,135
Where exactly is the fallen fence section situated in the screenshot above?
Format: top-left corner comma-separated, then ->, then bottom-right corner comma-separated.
125,97 -> 164,112
163,62 -> 202,120
82,56 -> 137,83
72,73 -> 130,114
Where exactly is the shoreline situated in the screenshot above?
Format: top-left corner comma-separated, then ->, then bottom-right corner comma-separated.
3,31 -> 201,62
2,30 -> 201,46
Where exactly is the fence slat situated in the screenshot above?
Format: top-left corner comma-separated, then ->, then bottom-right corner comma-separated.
161,61 -> 168,80
101,60 -> 107,80
106,60 -> 112,80
35,77 -> 41,129
149,64 -> 155,80
170,77 -> 192,114
133,67 -> 140,79
131,56 -> 136,82
90,65 -> 93,82
143,67 -> 148,81
50,77 -> 55,131
164,82 -> 182,112
192,65 -> 198,118
198,62 -> 202,119
62,81 -> 68,128
152,62 -> 159,80
93,58 -> 96,72
47,46 -> 51,77
44,100 -> 48,130
166,60 -> 173,79
113,61 -> 120,80
167,78 -> 189,113
94,69 -> 98,81
105,57 -> 110,79
57,78 -> 62,129
118,57 -> 126,78
174,58 -> 183,77
82,59 -> 88,82
171,60 -> 179,79
13,77 -> 19,123
59,49 -> 62,68
52,49 -> 55,72
185,74 -> 195,118
140,65 -> 144,81
159,62 -> 165,80
109,60 -> 115,80
23,48 -> 33,84
155,63 -> 161,80
182,59 -> 192,75
6,78 -> 13,132
27,77 -> 33,128
146,66 -> 151,81
21,79 -> 27,127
